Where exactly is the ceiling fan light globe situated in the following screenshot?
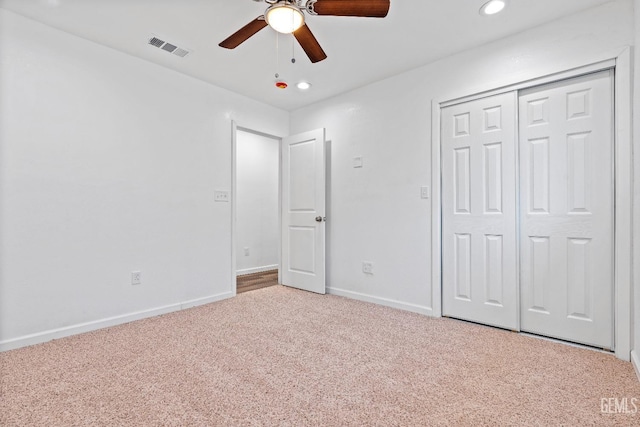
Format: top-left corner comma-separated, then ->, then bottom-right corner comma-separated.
266,4 -> 304,34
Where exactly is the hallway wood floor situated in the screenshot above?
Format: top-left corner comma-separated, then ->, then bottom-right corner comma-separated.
236,270 -> 278,294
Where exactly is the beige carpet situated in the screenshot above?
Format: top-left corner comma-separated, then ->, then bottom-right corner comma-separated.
1,286 -> 639,426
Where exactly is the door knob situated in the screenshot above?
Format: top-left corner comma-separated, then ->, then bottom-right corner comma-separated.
315,216 -> 323,222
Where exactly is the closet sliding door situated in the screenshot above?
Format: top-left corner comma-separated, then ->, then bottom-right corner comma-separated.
441,71 -> 615,349
519,70 -> 614,349
441,93 -> 519,330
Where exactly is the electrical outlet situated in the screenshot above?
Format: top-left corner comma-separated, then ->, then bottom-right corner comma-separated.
362,262 -> 373,274
244,247 -> 250,256
131,271 -> 142,285
214,190 -> 230,202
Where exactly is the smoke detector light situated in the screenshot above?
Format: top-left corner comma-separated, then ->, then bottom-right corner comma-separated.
297,81 -> 311,90
480,0 -> 506,16
266,2 -> 305,34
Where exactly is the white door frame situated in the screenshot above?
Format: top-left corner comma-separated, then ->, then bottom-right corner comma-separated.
231,122 -> 283,295
430,48 -> 633,361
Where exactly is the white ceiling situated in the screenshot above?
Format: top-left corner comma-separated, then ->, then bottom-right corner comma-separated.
0,0 -> 614,111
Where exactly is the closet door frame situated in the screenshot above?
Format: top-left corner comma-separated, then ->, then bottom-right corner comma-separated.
430,48 -> 632,362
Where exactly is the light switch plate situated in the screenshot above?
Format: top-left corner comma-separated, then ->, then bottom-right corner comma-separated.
421,186 -> 430,199
353,156 -> 363,168
214,190 -> 230,202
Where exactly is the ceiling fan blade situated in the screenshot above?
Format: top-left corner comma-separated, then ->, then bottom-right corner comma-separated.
219,16 -> 268,49
293,24 -> 327,63
311,0 -> 390,17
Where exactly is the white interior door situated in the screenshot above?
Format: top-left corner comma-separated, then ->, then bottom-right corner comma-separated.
281,128 -> 326,294
441,92 -> 518,330
519,71 -> 614,349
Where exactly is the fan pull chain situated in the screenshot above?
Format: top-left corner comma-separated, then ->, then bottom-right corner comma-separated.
273,32 -> 287,89
291,37 -> 296,64
274,32 -> 279,79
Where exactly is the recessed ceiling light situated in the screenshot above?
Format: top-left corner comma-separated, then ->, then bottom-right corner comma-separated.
479,0 -> 506,16
297,81 -> 312,90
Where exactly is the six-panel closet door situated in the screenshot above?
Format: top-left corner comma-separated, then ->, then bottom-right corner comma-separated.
519,71 -> 614,349
441,92 -> 519,330
441,70 -> 614,349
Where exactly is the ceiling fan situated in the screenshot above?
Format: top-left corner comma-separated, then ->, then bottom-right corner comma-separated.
219,0 -> 391,63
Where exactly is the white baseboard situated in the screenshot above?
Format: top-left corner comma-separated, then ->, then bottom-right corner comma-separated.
327,287 -> 434,316
631,350 -> 640,382
0,291 -> 234,352
237,264 -> 278,276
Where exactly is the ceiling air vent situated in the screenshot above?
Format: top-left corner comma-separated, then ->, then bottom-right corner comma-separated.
148,37 -> 164,48
173,48 -> 190,58
147,36 -> 191,58
161,43 -> 177,53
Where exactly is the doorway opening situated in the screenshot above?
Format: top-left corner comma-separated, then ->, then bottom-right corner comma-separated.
232,125 -> 327,296
233,127 -> 281,294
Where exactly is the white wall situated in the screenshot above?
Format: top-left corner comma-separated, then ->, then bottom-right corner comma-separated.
236,130 -> 279,275
0,9 -> 289,350
290,1 -> 634,317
